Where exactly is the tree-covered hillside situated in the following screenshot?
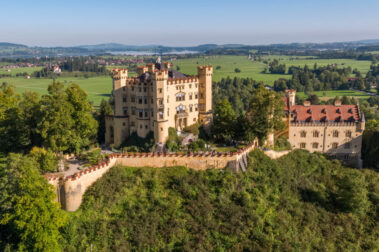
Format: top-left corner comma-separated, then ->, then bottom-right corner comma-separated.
61,150 -> 379,251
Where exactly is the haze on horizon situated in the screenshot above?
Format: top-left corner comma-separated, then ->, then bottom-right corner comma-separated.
1,0 -> 379,47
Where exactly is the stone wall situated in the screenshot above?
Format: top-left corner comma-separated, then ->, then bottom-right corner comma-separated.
47,141 -> 258,212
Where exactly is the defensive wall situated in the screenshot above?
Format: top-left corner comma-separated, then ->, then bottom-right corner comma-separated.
46,141 -> 258,212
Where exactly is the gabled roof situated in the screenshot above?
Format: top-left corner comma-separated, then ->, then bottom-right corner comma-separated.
290,104 -> 360,122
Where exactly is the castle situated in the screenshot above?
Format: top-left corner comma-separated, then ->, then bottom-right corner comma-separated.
283,90 -> 365,167
105,60 -> 213,146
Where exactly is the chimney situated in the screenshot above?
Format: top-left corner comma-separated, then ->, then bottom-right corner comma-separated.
304,101 -> 311,107
334,100 -> 341,106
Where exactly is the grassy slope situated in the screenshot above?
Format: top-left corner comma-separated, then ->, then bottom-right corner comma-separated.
61,150 -> 379,251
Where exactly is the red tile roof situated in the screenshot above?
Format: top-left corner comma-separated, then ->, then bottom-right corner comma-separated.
290,104 -> 360,122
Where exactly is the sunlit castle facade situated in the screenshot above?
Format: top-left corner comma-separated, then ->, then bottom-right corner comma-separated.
105,60 -> 213,146
283,89 -> 365,167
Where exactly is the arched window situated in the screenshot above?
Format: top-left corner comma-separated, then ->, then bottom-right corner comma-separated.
333,130 -> 339,137
312,142 -> 319,149
332,143 -> 338,149
345,130 -> 352,138
300,131 -> 307,138
176,105 -> 186,113
313,131 -> 319,138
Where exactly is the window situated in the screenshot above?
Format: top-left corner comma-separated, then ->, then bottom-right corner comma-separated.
195,104 -> 198,111
300,131 -> 307,138
151,109 -> 154,117
346,131 -> 352,138
123,95 -> 126,102
189,84 -> 192,89
138,97 -> 142,104
195,92 -> 198,99
189,93 -> 193,100
151,97 -> 154,104
140,124 -> 142,129
344,143 -> 350,149
312,142 -> 318,149
167,108 -> 170,116
344,154 -> 350,160
300,143 -> 306,149
332,143 -> 338,149
145,125 -> 148,129
199,103 -> 205,111
139,109 -> 143,118
159,88 -> 162,94
333,130 -> 339,137
131,96 -> 135,103
200,93 -> 204,99
144,109 -> 148,118
189,105 -> 193,112
139,87 -> 142,92
143,87 -> 147,92
159,99 -> 163,105
176,93 -> 185,101
122,122 -> 125,126
176,105 -> 186,113
313,131 -> 319,138
159,110 -> 163,120
123,107 -> 128,116
131,107 -> 136,115
144,97 -> 147,104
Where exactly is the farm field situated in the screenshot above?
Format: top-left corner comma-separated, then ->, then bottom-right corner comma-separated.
173,55 -> 372,84
0,66 -> 43,76
296,90 -> 372,100
1,76 -> 112,106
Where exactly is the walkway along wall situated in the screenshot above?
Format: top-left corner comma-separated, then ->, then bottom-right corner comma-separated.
46,141 -> 258,212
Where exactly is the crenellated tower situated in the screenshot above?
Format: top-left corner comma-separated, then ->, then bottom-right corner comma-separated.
153,69 -> 169,143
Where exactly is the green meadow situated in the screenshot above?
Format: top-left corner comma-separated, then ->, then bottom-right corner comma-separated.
0,55 -> 374,105
1,76 -> 112,106
0,66 -> 43,76
296,90 -> 371,99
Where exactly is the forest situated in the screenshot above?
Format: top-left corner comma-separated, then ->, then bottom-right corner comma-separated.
60,150 -> 379,251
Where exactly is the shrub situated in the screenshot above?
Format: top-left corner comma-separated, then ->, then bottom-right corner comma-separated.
28,147 -> 57,173
183,123 -> 200,136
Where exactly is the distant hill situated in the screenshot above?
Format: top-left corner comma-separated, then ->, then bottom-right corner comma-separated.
1,39 -> 379,58
0,42 -> 28,48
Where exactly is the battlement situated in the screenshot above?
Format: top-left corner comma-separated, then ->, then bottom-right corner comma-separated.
47,140 -> 258,211
197,65 -> 213,74
167,76 -> 198,84
111,68 -> 128,80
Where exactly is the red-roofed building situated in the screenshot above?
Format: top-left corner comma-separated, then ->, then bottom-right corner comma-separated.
282,90 -> 365,167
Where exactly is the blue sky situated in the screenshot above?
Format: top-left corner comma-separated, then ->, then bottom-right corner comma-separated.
1,0 -> 379,46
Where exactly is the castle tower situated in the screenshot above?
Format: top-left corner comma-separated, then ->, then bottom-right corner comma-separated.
153,69 -> 169,143
111,69 -> 128,90
197,65 -> 213,129
285,89 -> 296,107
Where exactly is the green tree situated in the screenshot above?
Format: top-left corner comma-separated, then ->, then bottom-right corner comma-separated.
65,84 -> 98,153
246,85 -> 284,144
0,154 -> 66,251
37,82 -> 74,152
212,99 -> 237,142
336,170 -> 370,214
